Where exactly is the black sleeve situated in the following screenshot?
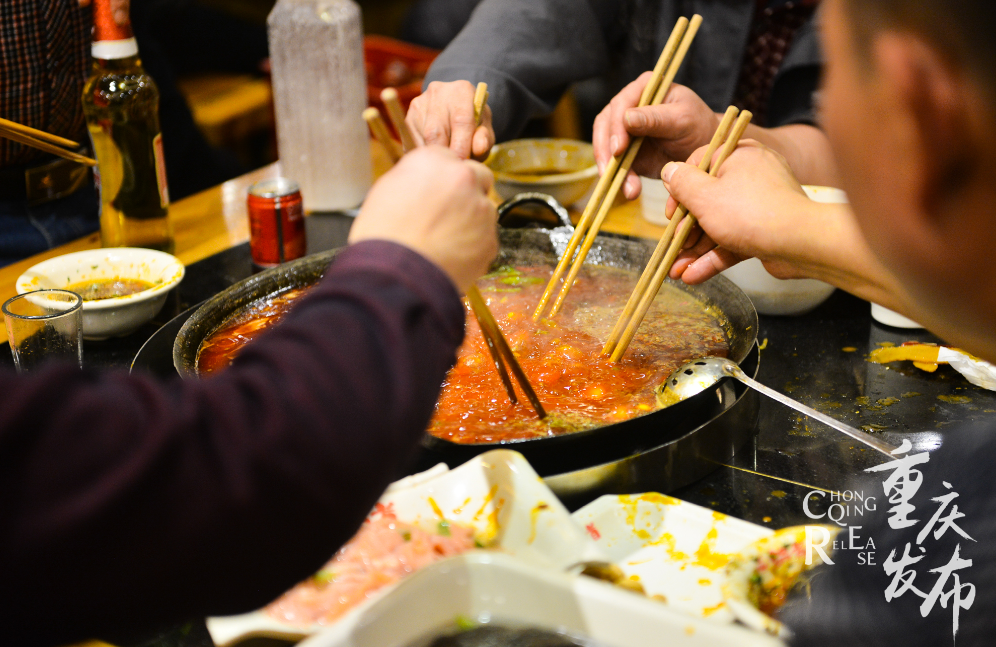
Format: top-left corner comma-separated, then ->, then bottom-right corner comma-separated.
423,0 -> 621,140
0,240 -> 465,647
767,14 -> 822,128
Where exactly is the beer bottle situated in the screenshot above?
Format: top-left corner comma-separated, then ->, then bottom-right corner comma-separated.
82,0 -> 173,252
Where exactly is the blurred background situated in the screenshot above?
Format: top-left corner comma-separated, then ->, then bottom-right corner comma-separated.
146,0 -> 585,201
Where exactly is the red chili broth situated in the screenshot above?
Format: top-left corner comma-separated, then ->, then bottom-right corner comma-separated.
195,265 -> 729,444
197,287 -> 310,374
429,265 -> 728,443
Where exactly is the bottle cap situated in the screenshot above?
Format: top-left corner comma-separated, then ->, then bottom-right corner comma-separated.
92,38 -> 139,60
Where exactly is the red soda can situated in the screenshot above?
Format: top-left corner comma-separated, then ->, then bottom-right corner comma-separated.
247,178 -> 306,267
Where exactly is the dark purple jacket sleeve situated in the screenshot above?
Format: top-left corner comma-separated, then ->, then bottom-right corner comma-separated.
0,240 -> 465,647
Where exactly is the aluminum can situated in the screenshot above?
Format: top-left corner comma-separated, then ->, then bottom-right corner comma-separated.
247,178 -> 306,267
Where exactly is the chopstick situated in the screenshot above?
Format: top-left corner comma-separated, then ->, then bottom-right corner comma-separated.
604,108 -> 753,362
0,119 -> 96,167
371,83 -> 547,419
473,82 -> 489,125
466,285 -> 547,418
532,15 -> 701,321
0,117 -> 80,149
602,106 -> 738,357
363,107 -> 404,163
465,80 -> 547,416
381,87 -> 417,152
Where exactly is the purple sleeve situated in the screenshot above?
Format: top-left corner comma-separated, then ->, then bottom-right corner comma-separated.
0,240 -> 465,647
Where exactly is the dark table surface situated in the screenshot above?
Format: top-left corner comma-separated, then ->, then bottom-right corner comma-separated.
8,213 -> 995,646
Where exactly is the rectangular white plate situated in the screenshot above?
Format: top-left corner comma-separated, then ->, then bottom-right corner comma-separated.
571,493 -> 774,624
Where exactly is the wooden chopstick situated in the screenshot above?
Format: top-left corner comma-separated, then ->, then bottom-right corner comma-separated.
371,84 -> 547,419
0,123 -> 96,167
469,82 -> 546,418
381,87 -> 417,152
602,106 -> 739,357
466,286 -> 519,405
467,285 -> 548,418
363,107 -> 404,163
0,116 -> 80,149
473,82 -> 489,125
532,15 -> 701,321
606,109 -> 753,362
545,15 -> 702,319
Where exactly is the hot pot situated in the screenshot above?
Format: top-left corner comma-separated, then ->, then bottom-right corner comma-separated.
174,226 -> 759,503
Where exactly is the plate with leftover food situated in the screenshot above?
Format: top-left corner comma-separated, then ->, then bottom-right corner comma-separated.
571,494 -> 774,626
207,450 -> 605,646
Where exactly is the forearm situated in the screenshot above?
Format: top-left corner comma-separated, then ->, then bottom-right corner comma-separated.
0,241 -> 464,646
743,123 -> 841,188
778,203 -> 913,312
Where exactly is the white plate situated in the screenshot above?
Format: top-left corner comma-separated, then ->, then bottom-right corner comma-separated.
207,450 -> 605,646
300,552 -> 784,647
571,494 -> 773,625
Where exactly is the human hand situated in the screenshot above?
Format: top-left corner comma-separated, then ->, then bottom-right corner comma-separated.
349,146 -> 498,293
593,74 -> 721,200
78,0 -> 130,25
659,140 -> 815,284
406,81 -> 495,160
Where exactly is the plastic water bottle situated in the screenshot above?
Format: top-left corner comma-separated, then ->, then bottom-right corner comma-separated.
267,0 -> 372,211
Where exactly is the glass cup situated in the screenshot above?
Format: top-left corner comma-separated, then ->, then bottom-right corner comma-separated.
3,289 -> 83,372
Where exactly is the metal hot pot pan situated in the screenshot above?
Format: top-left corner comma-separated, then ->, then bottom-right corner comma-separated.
174,226 -> 760,502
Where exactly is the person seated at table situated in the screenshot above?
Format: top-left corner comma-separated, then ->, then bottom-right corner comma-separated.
405,0 -> 839,200
0,145 -> 498,647
0,0 -> 253,268
655,0 -> 996,642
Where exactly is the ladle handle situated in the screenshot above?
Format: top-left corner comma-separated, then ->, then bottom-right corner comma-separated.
726,365 -> 898,460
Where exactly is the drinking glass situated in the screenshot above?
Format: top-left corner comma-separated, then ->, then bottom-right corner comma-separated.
3,289 -> 83,372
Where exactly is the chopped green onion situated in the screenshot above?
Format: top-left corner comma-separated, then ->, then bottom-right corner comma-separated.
499,275 -> 543,287
438,520 -> 451,536
312,569 -> 336,586
454,614 -> 478,631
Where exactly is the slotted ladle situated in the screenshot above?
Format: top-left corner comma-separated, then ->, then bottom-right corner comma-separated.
660,357 -> 897,459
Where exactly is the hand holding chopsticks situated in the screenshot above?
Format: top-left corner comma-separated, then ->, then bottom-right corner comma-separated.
467,82 -> 545,418
0,117 -> 96,167
532,15 -> 702,321
463,83 -> 546,417
363,83 -> 547,419
603,107 -> 753,362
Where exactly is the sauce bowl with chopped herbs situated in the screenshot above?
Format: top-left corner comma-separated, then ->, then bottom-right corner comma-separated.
16,248 -> 184,339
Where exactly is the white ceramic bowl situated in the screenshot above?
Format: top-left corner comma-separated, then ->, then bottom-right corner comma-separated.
639,176 -> 672,225
486,138 -> 598,207
720,186 -> 844,316
16,248 -> 184,340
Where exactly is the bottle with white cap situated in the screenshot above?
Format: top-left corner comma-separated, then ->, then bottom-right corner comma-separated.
81,0 -> 173,253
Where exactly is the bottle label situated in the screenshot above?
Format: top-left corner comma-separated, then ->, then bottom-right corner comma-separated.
153,133 -> 170,207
